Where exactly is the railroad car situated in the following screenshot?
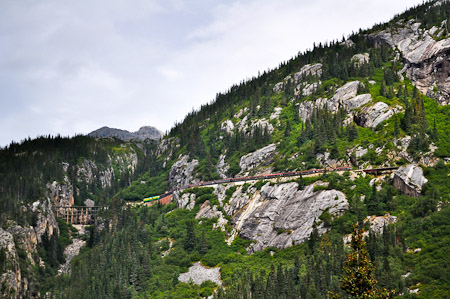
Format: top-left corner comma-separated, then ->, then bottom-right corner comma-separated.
143,195 -> 160,203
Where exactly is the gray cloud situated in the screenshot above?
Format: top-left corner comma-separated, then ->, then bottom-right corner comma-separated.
0,0 -> 422,146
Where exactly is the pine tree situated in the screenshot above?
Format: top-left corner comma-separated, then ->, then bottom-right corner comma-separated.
284,120 -> 291,137
393,117 -> 399,138
199,231 -> 208,255
380,81 -> 387,97
338,225 -> 394,299
432,118 -> 438,141
184,220 -> 196,252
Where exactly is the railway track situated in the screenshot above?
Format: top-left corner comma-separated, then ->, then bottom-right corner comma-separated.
143,166 -> 399,204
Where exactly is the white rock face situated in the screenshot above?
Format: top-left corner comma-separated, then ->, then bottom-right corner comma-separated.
47,180 -> 74,208
75,151 -> 138,189
237,117 -> 274,135
0,227 -> 21,297
234,107 -> 248,119
332,81 -> 360,103
316,152 -> 344,168
220,120 -> 235,134
216,154 -> 230,179
178,262 -> 221,286
296,81 -> 321,96
370,19 -> 450,104
32,198 -> 59,242
298,100 -> 316,122
341,39 -> 355,48
351,53 -> 370,65
232,182 -> 348,253
343,94 -> 372,110
270,107 -> 282,120
354,146 -> 368,159
365,214 -> 397,234
157,137 -> 179,156
393,164 -> 428,197
354,102 -> 398,128
1,201 -> 60,298
239,144 -> 277,173
297,81 -> 370,122
176,192 -> 196,210
273,63 -> 322,94
344,213 -> 398,244
292,63 -> 323,82
273,82 -> 284,93
168,155 -> 199,189
195,201 -> 228,231
250,119 -> 274,135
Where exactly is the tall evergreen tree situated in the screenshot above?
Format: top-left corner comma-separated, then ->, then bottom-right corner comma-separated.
334,225 -> 394,299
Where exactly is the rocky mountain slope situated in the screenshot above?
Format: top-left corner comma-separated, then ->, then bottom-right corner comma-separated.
1,1 -> 450,298
88,125 -> 163,141
0,136 -> 155,298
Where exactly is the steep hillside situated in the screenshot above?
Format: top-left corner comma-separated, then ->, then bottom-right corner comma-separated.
0,136 -> 157,297
1,1 -> 450,298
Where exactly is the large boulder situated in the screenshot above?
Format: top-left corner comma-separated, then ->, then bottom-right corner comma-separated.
230,182 -> 348,253
175,192 -> 196,210
351,53 -> 370,66
239,144 -> 276,173
332,81 -> 360,103
393,164 -> 428,197
343,94 -> 372,110
354,102 -> 398,128
365,213 -> 398,234
220,120 -> 235,134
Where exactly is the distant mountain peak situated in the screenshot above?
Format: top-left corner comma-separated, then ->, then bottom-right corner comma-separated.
88,126 -> 162,141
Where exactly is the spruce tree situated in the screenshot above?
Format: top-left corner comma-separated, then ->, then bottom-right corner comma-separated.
380,81 -> 387,97
337,225 -> 394,299
184,220 -> 196,252
199,231 -> 208,255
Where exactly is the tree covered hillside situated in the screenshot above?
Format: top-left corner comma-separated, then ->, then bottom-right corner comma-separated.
1,0 -> 450,298
0,136 -> 157,297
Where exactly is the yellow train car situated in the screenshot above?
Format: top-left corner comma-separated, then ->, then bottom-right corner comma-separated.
143,195 -> 160,203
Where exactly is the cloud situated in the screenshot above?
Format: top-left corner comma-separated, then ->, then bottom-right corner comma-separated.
0,0 -> 423,146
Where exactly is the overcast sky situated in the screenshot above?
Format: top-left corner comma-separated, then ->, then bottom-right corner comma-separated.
0,0 -> 424,147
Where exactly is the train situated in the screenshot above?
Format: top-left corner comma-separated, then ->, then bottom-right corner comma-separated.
142,166 -> 353,203
142,166 -> 399,203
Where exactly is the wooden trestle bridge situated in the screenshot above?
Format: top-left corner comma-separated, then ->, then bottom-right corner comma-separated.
55,206 -> 103,225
